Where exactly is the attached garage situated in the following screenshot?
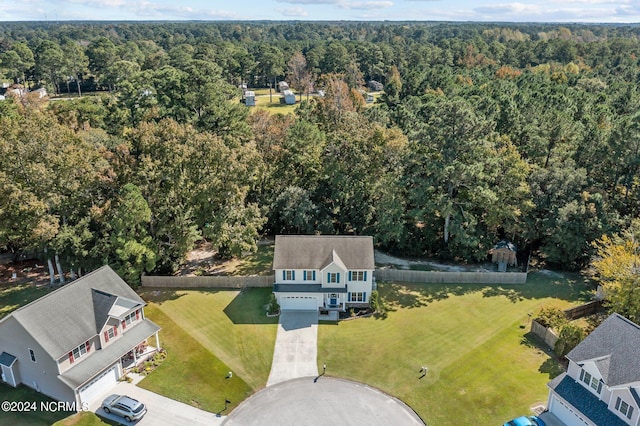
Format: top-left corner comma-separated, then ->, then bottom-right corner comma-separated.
549,395 -> 592,426
78,364 -> 119,406
279,296 -> 318,311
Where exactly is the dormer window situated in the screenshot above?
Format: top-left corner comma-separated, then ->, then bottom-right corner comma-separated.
580,369 -> 603,394
615,397 -> 634,419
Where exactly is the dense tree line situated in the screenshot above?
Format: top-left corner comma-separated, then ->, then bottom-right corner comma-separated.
1,21 -> 640,283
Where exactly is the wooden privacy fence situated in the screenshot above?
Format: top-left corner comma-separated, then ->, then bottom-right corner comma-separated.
374,269 -> 527,284
141,275 -> 275,288
563,300 -> 603,320
530,320 -> 559,349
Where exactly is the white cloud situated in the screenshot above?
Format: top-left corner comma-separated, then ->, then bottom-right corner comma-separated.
339,1 -> 393,10
276,6 -> 309,16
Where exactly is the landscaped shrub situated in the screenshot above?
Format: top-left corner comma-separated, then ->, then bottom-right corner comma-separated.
554,323 -> 585,358
535,307 -> 567,329
268,293 -> 280,315
370,290 -> 379,312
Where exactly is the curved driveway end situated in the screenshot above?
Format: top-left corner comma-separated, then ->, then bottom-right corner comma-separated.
223,376 -> 425,426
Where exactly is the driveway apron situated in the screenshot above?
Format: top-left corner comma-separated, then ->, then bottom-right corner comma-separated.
267,311 -> 319,386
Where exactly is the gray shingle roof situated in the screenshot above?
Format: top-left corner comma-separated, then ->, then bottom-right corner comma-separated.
272,235 -> 374,270
58,318 -> 160,389
567,313 -> 640,387
8,266 -> 144,360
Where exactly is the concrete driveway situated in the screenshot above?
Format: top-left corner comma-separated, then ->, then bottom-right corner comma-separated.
266,310 -> 319,386
222,376 -> 425,426
91,381 -> 224,425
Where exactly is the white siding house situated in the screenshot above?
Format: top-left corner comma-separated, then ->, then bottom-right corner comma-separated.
546,313 -> 640,426
0,266 -> 160,410
272,235 -> 375,313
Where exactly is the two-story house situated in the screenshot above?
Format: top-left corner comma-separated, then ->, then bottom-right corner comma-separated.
547,313 -> 640,426
0,265 -> 160,409
272,235 -> 375,313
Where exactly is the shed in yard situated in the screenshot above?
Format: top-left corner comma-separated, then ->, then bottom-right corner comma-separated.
282,90 -> 296,105
490,240 -> 517,272
243,90 -> 255,106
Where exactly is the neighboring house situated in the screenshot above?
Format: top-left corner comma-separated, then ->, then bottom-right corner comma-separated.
272,235 -> 375,312
547,313 -> 640,426
0,266 -> 160,410
367,80 -> 384,91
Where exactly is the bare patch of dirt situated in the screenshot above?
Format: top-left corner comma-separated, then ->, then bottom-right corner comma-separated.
0,259 -> 50,287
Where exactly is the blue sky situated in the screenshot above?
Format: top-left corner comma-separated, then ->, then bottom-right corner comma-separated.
1,0 -> 639,22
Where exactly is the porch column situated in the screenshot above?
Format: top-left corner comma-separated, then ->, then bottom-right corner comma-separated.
155,332 -> 160,350
133,348 -> 137,364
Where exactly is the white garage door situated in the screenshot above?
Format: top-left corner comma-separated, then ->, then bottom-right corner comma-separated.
280,296 -> 318,311
550,395 -> 591,426
79,364 -> 118,405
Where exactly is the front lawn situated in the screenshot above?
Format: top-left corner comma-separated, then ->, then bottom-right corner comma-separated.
0,383 -> 74,425
140,288 -> 277,394
138,304 -> 254,413
318,272 -> 593,425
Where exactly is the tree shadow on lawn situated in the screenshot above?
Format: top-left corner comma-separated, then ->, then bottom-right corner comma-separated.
481,272 -> 595,304
138,288 -> 189,305
375,281 -> 480,317
521,332 -> 565,380
223,288 -> 279,325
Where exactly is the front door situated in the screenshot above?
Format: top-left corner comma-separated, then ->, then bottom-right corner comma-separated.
330,294 -> 337,306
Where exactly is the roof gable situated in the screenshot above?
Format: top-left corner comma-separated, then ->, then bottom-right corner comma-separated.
8,266 -> 144,360
273,235 -> 375,270
567,313 -> 640,386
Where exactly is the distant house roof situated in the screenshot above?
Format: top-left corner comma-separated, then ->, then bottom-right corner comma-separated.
367,80 -> 384,91
567,313 -> 640,387
273,235 -> 375,270
3,266 -> 145,360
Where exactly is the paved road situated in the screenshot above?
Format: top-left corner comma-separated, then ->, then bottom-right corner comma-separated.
266,310 -> 319,386
223,376 -> 425,426
91,381 -> 224,425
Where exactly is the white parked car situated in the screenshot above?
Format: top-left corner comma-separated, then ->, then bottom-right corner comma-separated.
102,394 -> 147,422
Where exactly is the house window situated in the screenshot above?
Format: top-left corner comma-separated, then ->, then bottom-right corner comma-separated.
580,369 -> 603,394
107,327 -> 115,340
71,342 -> 89,362
350,271 -> 365,281
124,311 -> 137,326
615,397 -> 634,419
303,270 -> 316,281
283,270 -> 295,281
349,292 -> 366,302
29,348 -> 36,363
328,273 -> 339,284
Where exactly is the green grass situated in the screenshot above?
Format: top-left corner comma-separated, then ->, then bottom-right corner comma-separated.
137,304 -> 254,413
0,283 -> 53,319
318,272 -> 594,425
140,288 -> 278,392
52,411 -> 117,426
0,383 -> 75,425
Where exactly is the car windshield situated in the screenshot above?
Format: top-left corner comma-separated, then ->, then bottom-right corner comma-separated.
133,404 -> 145,414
